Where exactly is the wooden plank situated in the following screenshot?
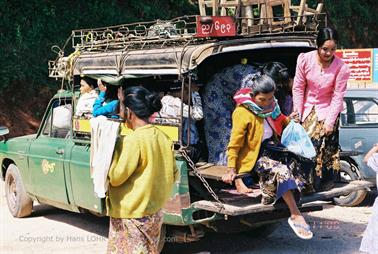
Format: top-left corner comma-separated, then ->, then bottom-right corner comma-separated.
191,180 -> 373,216
188,165 -> 249,180
198,0 -> 207,16
316,3 -> 323,13
220,0 -> 227,16
300,180 -> 373,204
296,0 -> 306,24
192,199 -> 277,215
192,199 -> 322,216
266,0 -> 291,25
189,165 -> 228,180
213,0 -> 219,16
241,0 -> 268,5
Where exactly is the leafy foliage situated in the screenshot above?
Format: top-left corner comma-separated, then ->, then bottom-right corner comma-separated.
291,0 -> 378,48
0,0 -> 197,96
324,0 -> 378,48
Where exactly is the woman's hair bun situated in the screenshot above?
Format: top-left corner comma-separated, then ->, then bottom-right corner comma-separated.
145,93 -> 162,113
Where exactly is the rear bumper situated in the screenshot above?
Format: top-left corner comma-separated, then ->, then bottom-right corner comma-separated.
191,180 -> 372,216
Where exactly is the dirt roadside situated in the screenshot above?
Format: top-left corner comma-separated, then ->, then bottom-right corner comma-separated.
0,179 -> 375,254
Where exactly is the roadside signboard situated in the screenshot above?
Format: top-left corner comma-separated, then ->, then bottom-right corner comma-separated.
336,49 -> 373,82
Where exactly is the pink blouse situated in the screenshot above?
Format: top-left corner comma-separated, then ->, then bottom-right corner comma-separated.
293,50 -> 350,128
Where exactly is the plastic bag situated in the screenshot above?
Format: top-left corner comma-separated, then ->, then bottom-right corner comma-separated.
281,120 -> 316,159
52,104 -> 72,129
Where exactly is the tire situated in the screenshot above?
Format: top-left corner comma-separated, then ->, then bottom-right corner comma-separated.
5,164 -> 33,217
333,160 -> 367,207
241,222 -> 280,238
157,224 -> 166,253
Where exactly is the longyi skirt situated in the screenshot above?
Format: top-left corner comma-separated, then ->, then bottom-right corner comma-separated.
107,210 -> 163,254
302,109 -> 340,190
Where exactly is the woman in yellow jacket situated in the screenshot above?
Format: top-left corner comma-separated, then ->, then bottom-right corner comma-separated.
106,86 -> 177,254
223,74 -> 313,240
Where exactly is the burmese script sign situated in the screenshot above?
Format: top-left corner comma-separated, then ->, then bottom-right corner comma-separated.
336,49 -> 373,82
196,16 -> 236,37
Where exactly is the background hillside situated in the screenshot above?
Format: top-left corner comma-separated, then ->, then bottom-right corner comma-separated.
0,0 -> 377,137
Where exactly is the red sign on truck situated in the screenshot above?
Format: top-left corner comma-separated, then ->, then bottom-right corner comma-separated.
196,16 -> 236,38
336,49 -> 373,82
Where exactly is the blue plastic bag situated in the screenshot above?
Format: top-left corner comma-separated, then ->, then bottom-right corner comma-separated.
281,121 -> 316,159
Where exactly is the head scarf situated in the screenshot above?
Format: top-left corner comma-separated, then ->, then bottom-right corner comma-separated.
233,87 -> 281,119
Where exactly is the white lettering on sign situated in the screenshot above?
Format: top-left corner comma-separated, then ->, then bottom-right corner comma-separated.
214,21 -> 232,34
200,21 -> 232,35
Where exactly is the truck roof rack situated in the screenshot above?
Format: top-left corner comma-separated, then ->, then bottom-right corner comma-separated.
49,0 -> 325,79
68,1 -> 325,52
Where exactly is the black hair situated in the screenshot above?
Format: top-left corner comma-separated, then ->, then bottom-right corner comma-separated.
81,77 -> 97,89
123,86 -> 162,120
316,27 -> 339,48
262,62 -> 290,110
262,62 -> 290,91
104,83 -> 118,101
250,74 -> 276,96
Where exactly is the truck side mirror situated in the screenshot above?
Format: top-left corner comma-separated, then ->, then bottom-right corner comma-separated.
0,126 -> 9,141
0,126 -> 9,136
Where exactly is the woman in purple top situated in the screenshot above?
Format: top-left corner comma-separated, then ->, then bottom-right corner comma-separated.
292,27 -> 350,191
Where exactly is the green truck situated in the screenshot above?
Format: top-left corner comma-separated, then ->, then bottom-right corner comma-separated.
1,12 -> 373,249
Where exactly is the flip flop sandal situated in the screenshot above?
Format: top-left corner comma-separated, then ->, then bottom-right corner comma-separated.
288,218 -> 313,240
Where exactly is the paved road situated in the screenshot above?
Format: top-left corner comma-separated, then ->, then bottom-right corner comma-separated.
0,179 -> 375,254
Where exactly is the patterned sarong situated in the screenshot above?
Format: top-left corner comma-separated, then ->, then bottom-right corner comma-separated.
107,210 -> 163,254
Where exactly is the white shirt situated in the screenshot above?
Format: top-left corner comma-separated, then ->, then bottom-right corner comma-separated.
158,92 -> 203,122
75,90 -> 98,116
262,119 -> 273,141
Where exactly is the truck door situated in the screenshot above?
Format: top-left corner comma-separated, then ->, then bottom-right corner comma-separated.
28,98 -> 72,204
68,139 -> 104,214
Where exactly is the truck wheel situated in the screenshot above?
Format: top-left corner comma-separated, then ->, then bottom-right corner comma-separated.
157,224 -> 166,253
5,164 -> 33,217
333,160 -> 367,207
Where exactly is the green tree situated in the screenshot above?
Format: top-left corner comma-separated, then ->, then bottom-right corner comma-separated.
0,0 -> 197,97
291,0 -> 378,48
324,0 -> 378,48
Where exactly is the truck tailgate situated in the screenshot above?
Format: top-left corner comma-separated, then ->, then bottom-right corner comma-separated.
191,180 -> 372,216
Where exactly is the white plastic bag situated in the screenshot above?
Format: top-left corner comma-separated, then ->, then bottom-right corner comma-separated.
52,104 -> 72,129
281,120 -> 316,159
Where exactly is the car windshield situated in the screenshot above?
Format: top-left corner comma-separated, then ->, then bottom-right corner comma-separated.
342,98 -> 378,125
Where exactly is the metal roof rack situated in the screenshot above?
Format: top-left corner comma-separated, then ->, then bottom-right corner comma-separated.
67,1 -> 325,52
49,0 -> 325,79
71,15 -> 201,52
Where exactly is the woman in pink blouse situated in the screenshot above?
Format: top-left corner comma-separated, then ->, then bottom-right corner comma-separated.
292,27 -> 350,191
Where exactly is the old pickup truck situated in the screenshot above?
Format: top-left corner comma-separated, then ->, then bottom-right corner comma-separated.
1,6 -> 373,250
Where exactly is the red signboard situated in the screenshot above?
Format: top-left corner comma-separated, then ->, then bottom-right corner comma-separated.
196,16 -> 236,38
335,49 -> 373,82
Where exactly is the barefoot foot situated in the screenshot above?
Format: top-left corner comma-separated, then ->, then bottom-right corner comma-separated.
235,178 -> 253,193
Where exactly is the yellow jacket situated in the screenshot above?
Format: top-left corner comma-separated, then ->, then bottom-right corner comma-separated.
106,124 -> 177,218
227,106 -> 264,174
227,106 -> 289,174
